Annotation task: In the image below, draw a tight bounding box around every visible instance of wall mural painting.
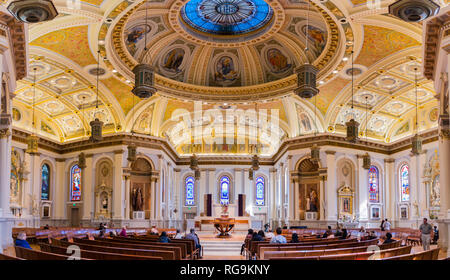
[124,24,151,57]
[266,48,292,74]
[162,48,185,73]
[429,108,438,122]
[214,56,239,84]
[10,150,21,207]
[301,25,326,56]
[296,104,312,134]
[12,108,21,121]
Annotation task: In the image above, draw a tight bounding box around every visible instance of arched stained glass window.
[368,166,379,203]
[256,176,265,206]
[400,164,410,202]
[70,164,82,201]
[220,176,230,205]
[41,164,50,200]
[185,176,195,206]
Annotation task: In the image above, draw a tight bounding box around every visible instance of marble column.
[82,154,93,221]
[279,163,285,223]
[173,168,181,221]
[417,151,428,218]
[384,159,395,221]
[54,159,66,221]
[22,152,32,218]
[357,155,369,222]
[269,168,277,226]
[124,175,130,220]
[199,169,207,214]
[325,151,337,221]
[438,123,450,255]
[319,175,326,221]
[0,129,13,252]
[112,151,124,220]
[292,178,299,221]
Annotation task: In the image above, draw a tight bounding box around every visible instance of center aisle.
[197,231,246,260]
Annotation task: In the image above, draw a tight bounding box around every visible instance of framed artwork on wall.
[400,206,408,220]
[370,206,381,220]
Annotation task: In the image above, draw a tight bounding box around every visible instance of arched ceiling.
[5,0,446,155]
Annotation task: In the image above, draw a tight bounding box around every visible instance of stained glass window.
[400,164,410,202]
[70,164,82,201]
[181,0,274,36]
[256,176,265,206]
[41,164,50,200]
[220,176,230,205]
[368,166,379,203]
[185,176,195,206]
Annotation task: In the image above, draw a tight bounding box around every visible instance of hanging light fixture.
[411,67,423,155]
[310,95,320,164]
[26,67,39,154]
[128,70,138,163]
[194,169,201,180]
[294,0,319,99]
[132,1,157,99]
[248,168,254,181]
[90,48,103,142]
[251,154,260,171]
[362,96,371,170]
[346,50,359,143]
[7,0,58,23]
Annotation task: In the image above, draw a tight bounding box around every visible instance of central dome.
[180,0,274,36]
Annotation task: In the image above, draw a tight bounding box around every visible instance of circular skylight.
[180,0,274,36]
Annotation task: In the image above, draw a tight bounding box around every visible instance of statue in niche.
[132,187,144,211]
[101,192,108,210]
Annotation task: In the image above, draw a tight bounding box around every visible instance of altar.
[194,203,250,232]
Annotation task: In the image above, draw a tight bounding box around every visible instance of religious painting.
[371,206,381,220]
[431,175,440,207]
[296,104,312,134]
[266,48,292,74]
[394,121,409,136]
[41,121,55,135]
[12,108,21,121]
[162,48,185,73]
[302,25,326,55]
[214,56,238,84]
[10,150,21,206]
[429,107,438,122]
[400,206,408,219]
[338,185,354,218]
[124,24,151,57]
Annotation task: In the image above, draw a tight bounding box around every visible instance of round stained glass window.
[180,0,274,36]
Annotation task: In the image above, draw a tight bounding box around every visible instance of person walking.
[419,218,433,251]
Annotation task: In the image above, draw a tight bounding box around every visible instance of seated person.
[323,226,333,238]
[290,232,299,243]
[15,232,32,249]
[174,229,183,239]
[119,226,127,237]
[340,228,348,239]
[185,228,202,258]
[43,224,50,230]
[368,231,377,240]
[241,229,254,255]
[383,232,395,244]
[257,230,265,239]
[270,227,287,244]
[149,226,159,235]
[335,227,343,237]
[265,230,275,240]
[359,226,366,233]
[158,231,171,243]
[251,232,264,242]
[98,223,105,230]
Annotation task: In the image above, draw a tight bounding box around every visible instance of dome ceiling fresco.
[5,0,446,154]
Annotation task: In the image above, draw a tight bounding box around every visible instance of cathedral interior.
[0,0,449,260]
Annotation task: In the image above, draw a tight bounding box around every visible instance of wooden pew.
[15,246,91,260]
[129,235,198,259]
[51,239,175,260]
[0,253,24,260]
[40,243,163,260]
[105,236,188,259]
[267,246,412,260]
[72,238,183,260]
[261,240,401,260]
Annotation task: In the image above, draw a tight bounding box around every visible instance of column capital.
[269,168,277,173]
[325,150,336,155]
[86,153,94,158]
[0,128,11,138]
[384,158,395,163]
[113,149,124,155]
[55,158,66,163]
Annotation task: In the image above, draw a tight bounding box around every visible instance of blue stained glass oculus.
[180,0,274,36]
